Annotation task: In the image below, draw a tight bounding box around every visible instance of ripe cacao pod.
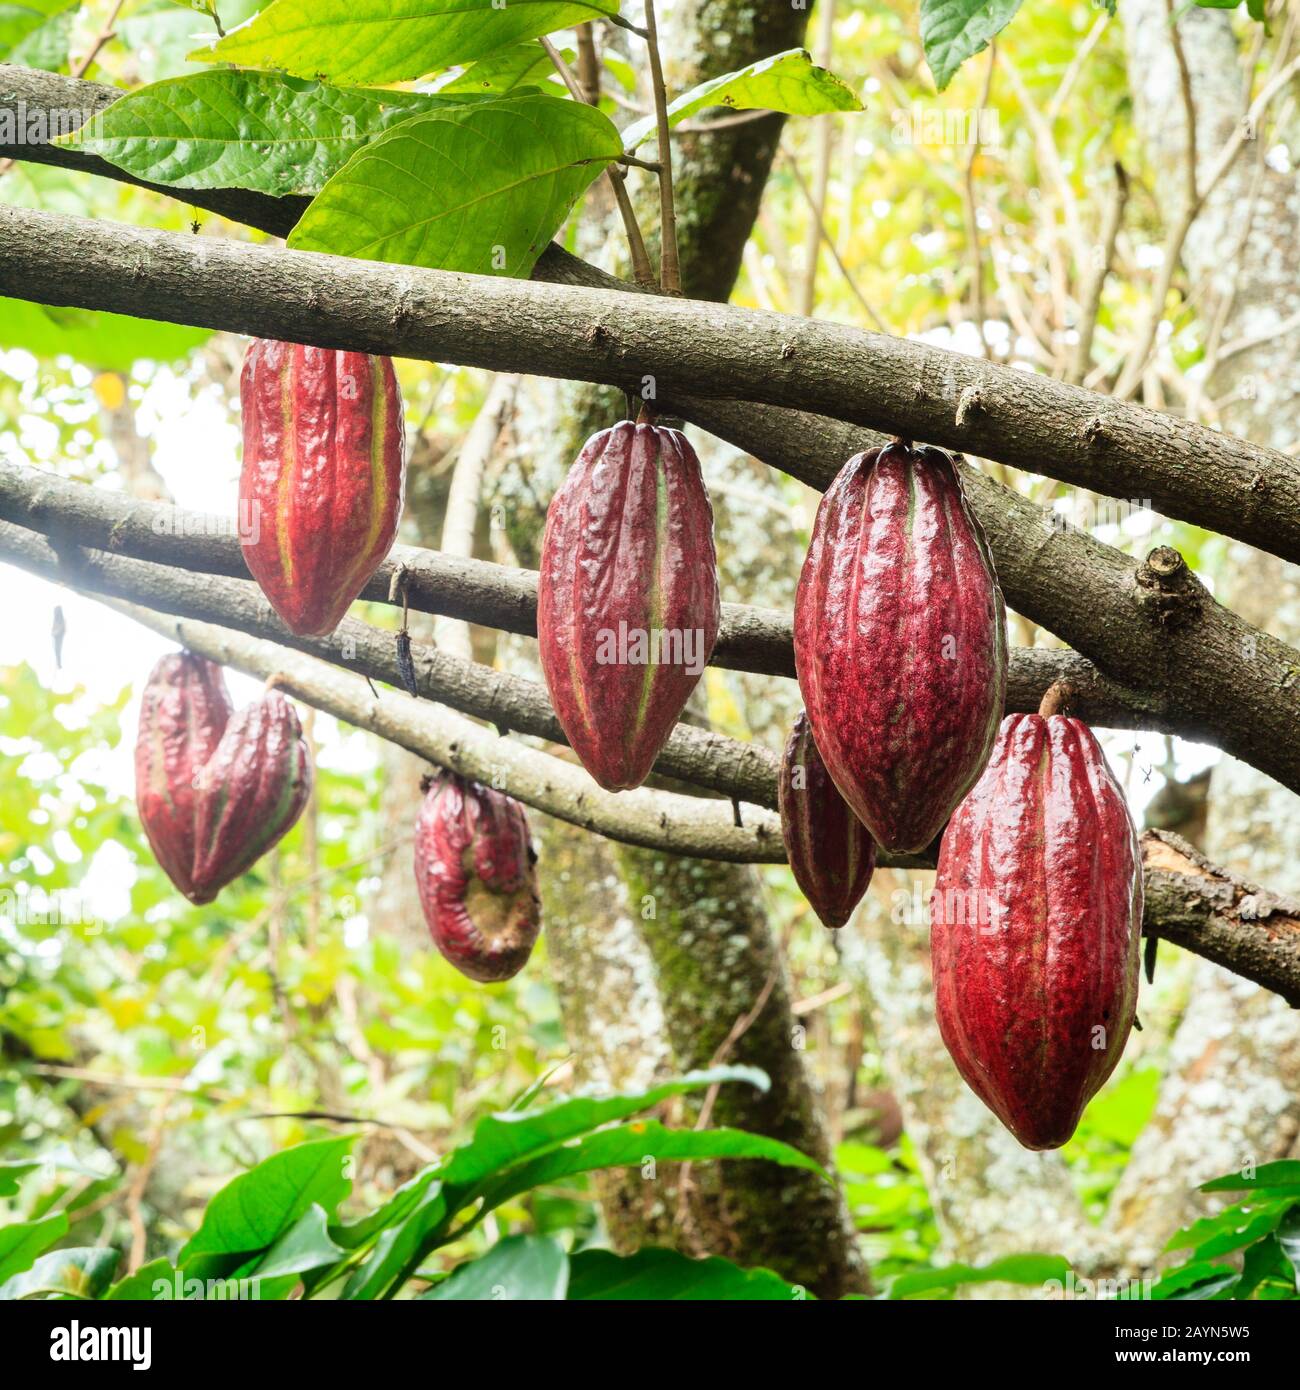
[413,772,541,983]
[135,653,313,904]
[778,712,876,929]
[930,711,1143,1150]
[240,338,406,637]
[794,440,1007,854]
[537,415,720,791]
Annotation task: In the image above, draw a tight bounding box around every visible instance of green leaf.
[0,1213,68,1284]
[475,1121,828,1213]
[0,1,78,70]
[440,1066,769,1190]
[192,0,621,86]
[341,1183,448,1300]
[287,94,620,277]
[1166,1199,1291,1258]
[439,43,566,96]
[420,1234,568,1300]
[252,1204,345,1280]
[1237,1235,1287,1301]
[0,1160,41,1198]
[0,298,209,369]
[621,48,861,150]
[888,1253,1070,1298]
[569,1246,810,1300]
[1201,1161,1300,1193]
[0,1246,119,1300]
[1164,1272,1241,1301]
[1152,1260,1239,1301]
[179,1137,353,1266]
[920,0,1023,92]
[105,1259,182,1301]
[57,71,499,197]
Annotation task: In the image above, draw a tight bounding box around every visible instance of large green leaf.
[57,72,498,197]
[569,1246,809,1301]
[0,1246,119,1300]
[179,1137,353,1266]
[474,1121,828,1214]
[439,43,566,97]
[0,1213,68,1284]
[440,1066,769,1190]
[252,1203,346,1280]
[888,1253,1070,1299]
[1278,1207,1300,1295]
[420,1234,568,1300]
[0,298,209,369]
[0,1,78,70]
[287,94,622,277]
[621,48,862,151]
[1166,1199,1292,1258]
[341,1183,448,1300]
[193,0,621,86]
[1202,1161,1300,1193]
[920,0,1023,92]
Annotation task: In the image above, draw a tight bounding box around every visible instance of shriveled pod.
[413,772,541,983]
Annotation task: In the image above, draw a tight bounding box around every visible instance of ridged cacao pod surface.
[413,773,541,983]
[930,713,1143,1150]
[240,339,406,637]
[778,712,876,928]
[135,654,313,904]
[794,441,1007,853]
[135,652,234,903]
[537,417,720,791]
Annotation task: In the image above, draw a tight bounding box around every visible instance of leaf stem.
[642,0,681,294]
[541,34,657,288]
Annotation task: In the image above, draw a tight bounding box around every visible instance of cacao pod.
[135,654,313,904]
[930,711,1143,1150]
[135,652,234,903]
[778,712,876,929]
[240,339,406,637]
[794,440,1007,853]
[537,415,720,791]
[413,772,541,983]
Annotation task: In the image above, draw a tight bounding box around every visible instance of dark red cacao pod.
[778,712,876,929]
[135,652,234,902]
[537,417,720,791]
[135,654,313,904]
[930,714,1143,1150]
[794,441,1007,854]
[413,773,541,983]
[240,339,406,637]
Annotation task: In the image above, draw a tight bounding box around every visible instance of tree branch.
[1,66,1299,564]
[0,457,1243,740]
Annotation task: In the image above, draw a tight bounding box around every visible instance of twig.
[541,35,656,286]
[642,0,681,294]
[795,0,838,318]
[962,44,997,359]
[1069,163,1128,385]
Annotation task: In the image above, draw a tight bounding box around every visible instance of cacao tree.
[1,0,1299,1322]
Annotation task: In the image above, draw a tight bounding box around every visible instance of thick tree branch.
[4,518,1299,1000]
[97,594,784,864]
[0,171,1298,567]
[0,518,786,815]
[0,458,1182,732]
[1142,830,1300,1008]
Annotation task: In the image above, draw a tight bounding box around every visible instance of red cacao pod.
[135,652,234,902]
[778,712,876,929]
[240,339,406,637]
[794,441,1007,853]
[930,713,1143,1150]
[413,773,541,983]
[135,654,313,904]
[537,416,720,791]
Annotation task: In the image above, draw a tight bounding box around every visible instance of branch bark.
[0,173,1298,566]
